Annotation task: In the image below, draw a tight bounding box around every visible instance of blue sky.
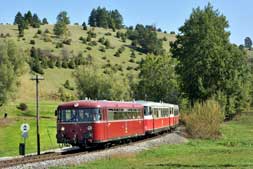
[0,0,252,45]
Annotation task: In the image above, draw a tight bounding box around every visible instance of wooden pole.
[31,75,44,155]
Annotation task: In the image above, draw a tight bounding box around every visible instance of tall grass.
[183,99,224,139]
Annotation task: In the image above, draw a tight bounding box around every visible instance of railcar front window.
[59,108,101,122]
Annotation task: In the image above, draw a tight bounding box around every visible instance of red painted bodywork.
[56,100,145,145]
[56,100,179,146]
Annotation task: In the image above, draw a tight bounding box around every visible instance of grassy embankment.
[54,112,253,169]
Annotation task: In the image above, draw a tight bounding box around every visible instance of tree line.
[14,11,48,36]
[1,4,252,119]
[75,3,252,118]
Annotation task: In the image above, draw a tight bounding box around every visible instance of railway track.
[0,131,175,168]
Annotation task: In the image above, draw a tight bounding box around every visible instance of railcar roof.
[58,100,143,109]
[135,100,179,109]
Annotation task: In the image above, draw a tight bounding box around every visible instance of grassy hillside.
[0,24,175,101]
[54,112,253,169]
[0,24,175,157]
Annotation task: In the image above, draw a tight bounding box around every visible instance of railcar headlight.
[61,126,65,131]
[87,125,92,131]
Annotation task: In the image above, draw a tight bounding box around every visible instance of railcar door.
[103,108,108,141]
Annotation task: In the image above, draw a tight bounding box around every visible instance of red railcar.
[56,100,144,147]
[136,101,180,134]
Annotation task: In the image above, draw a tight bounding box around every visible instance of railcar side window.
[144,106,150,115]
[108,108,142,120]
[174,108,179,116]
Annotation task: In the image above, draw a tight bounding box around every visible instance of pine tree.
[24,10,33,25]
[82,21,87,30]
[18,19,26,37]
[244,37,252,49]
[88,9,97,27]
[31,14,41,28]
[14,12,23,25]
[42,18,48,24]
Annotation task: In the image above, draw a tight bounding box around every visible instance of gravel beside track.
[5,132,188,169]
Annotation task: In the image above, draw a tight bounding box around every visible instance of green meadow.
[53,112,253,169]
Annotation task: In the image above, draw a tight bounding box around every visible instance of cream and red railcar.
[56,100,145,147]
[136,101,179,134]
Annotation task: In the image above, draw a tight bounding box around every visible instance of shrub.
[87,35,91,42]
[33,34,38,38]
[118,46,125,53]
[104,39,111,48]
[89,41,97,46]
[183,99,224,139]
[58,87,75,101]
[63,39,72,45]
[37,29,42,34]
[102,56,107,60]
[99,46,106,52]
[114,51,120,57]
[79,37,87,44]
[86,46,92,50]
[105,32,112,36]
[98,37,105,44]
[64,80,74,90]
[87,30,96,38]
[170,31,175,34]
[121,36,126,42]
[43,35,52,42]
[129,58,134,63]
[44,29,50,34]
[126,66,133,70]
[17,103,28,111]
[55,42,63,48]
[30,39,35,45]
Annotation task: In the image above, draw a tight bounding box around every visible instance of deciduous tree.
[0,40,25,105]
[170,3,250,116]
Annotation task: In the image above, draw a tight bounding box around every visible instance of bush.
[87,30,96,38]
[104,39,111,48]
[44,29,50,34]
[30,39,35,45]
[114,51,120,57]
[126,66,133,70]
[99,46,106,52]
[129,58,134,63]
[183,99,224,139]
[98,37,105,43]
[17,103,28,111]
[63,80,74,90]
[33,34,38,38]
[89,41,97,46]
[58,87,75,101]
[43,35,52,42]
[55,42,63,48]
[86,46,92,50]
[105,32,112,36]
[37,29,42,34]
[63,39,72,45]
